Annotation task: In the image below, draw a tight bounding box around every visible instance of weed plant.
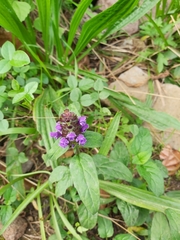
[0,0,180,239]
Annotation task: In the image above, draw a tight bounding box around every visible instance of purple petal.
[59,137,69,148]
[55,122,62,132]
[81,123,89,132]
[50,131,61,139]
[76,134,87,145]
[78,116,87,126]
[66,132,76,141]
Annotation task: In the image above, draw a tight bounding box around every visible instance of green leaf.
[0,90,7,107]
[83,131,103,148]
[0,59,11,74]
[24,82,38,95]
[137,160,164,196]
[79,78,94,91]
[12,92,26,104]
[67,75,78,89]
[55,173,72,197]
[151,212,171,240]
[116,200,148,227]
[93,154,132,182]
[4,187,16,205]
[43,140,68,167]
[157,53,166,73]
[99,89,110,100]
[33,17,42,31]
[10,50,30,67]
[129,127,152,164]
[99,112,121,155]
[49,166,73,197]
[12,1,31,22]
[0,119,9,131]
[1,41,15,60]
[18,152,28,163]
[77,204,98,229]
[154,160,168,178]
[70,153,100,214]
[116,200,138,226]
[98,210,114,238]
[165,209,180,239]
[0,206,12,225]
[0,111,4,120]
[110,141,130,166]
[6,144,25,200]
[94,79,104,91]
[12,79,19,91]
[113,234,136,240]
[49,166,69,183]
[80,92,99,106]
[70,88,82,102]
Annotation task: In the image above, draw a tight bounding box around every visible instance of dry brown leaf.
[159,145,180,175]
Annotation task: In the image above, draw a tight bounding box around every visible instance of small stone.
[119,66,150,87]
[22,160,34,173]
[109,80,149,102]
[97,0,116,11]
[0,216,27,240]
[144,83,180,150]
[123,21,139,35]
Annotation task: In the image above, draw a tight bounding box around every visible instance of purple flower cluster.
[50,109,89,148]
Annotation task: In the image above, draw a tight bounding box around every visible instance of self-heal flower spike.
[50,109,89,148]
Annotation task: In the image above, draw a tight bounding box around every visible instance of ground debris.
[160,145,180,175]
[0,217,27,240]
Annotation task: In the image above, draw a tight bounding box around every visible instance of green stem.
[49,195,63,240]
[11,105,17,128]
[75,145,80,156]
[37,191,46,240]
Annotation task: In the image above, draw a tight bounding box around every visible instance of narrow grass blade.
[0,127,36,136]
[53,196,82,240]
[49,196,63,240]
[65,0,92,58]
[36,0,51,58]
[51,0,64,59]
[99,112,121,156]
[37,194,46,240]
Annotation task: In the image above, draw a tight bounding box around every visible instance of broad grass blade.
[99,112,121,156]
[73,0,138,57]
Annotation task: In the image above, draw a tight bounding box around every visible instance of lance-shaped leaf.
[70,153,100,214]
